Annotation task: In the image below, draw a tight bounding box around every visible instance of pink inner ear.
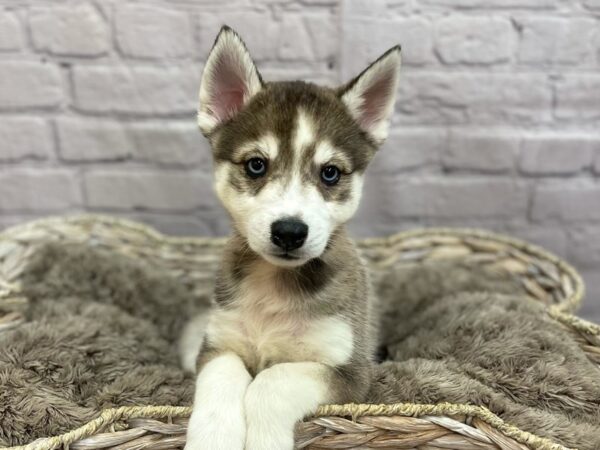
[208,56,248,122]
[357,69,395,130]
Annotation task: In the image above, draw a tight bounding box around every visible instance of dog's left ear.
[197,26,264,135]
[338,46,401,144]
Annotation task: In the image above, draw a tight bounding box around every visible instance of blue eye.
[321,165,340,186]
[245,158,267,178]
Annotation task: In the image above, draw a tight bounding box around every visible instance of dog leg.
[244,362,335,450]
[184,352,251,450]
[178,310,211,374]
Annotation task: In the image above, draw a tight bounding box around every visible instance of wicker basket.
[0,214,598,450]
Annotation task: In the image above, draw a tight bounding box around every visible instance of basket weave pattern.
[0,215,598,450]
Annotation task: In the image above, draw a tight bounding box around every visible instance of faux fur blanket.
[1,242,599,448]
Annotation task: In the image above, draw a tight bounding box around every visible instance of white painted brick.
[129,209,232,237]
[57,118,130,162]
[0,169,82,211]
[505,225,567,259]
[567,226,600,268]
[197,12,279,61]
[203,212,232,236]
[350,197,421,237]
[305,13,338,61]
[532,183,600,222]
[125,213,215,237]
[253,0,295,4]
[116,5,192,59]
[519,135,596,175]
[30,4,109,57]
[582,0,600,9]
[84,171,216,211]
[421,0,558,8]
[0,9,23,51]
[578,270,600,323]
[0,118,53,161]
[278,13,337,62]
[0,216,27,231]
[57,118,210,166]
[516,18,597,65]
[72,66,197,115]
[342,0,393,17]
[555,75,600,121]
[371,128,444,173]
[387,178,528,219]
[128,123,210,167]
[435,17,514,65]
[398,72,551,125]
[259,66,335,85]
[341,17,433,77]
[189,0,246,4]
[300,0,338,4]
[442,130,517,172]
[0,61,62,109]
[278,15,313,61]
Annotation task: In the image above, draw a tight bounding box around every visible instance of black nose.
[271,219,308,251]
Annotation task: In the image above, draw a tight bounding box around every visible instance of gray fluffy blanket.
[1,243,599,448]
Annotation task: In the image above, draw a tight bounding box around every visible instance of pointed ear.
[197,26,263,135]
[338,46,401,144]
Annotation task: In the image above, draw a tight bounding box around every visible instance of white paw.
[185,353,251,450]
[184,407,246,450]
[244,367,295,450]
[244,362,331,450]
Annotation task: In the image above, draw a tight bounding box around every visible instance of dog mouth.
[271,252,301,261]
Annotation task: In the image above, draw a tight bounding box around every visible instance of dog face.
[198,26,401,267]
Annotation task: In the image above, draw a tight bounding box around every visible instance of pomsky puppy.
[181,25,401,450]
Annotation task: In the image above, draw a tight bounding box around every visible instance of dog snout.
[271,219,308,251]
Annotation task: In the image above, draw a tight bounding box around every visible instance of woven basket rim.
[0,214,595,450]
[362,226,586,314]
[2,402,572,450]
[0,213,586,314]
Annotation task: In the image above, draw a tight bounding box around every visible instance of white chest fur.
[206,276,354,373]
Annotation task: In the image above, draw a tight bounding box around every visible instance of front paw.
[244,372,295,450]
[184,408,246,450]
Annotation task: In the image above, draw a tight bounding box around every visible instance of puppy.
[181,26,401,450]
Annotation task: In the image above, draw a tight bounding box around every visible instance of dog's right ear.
[197,26,264,136]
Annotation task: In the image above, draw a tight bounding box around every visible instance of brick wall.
[0,0,599,320]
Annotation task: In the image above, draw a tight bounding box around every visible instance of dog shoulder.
[302,315,354,366]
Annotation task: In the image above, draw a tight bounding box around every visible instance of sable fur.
[202,228,375,400]
[1,242,599,448]
[183,28,405,450]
